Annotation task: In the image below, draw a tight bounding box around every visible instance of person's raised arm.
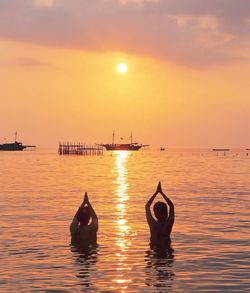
[84,192,98,230]
[70,206,83,237]
[160,189,174,228]
[70,195,88,236]
[145,182,162,225]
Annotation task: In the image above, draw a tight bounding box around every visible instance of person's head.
[77,207,90,226]
[153,201,168,221]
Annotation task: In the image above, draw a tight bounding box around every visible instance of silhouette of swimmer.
[145,182,175,248]
[70,192,98,248]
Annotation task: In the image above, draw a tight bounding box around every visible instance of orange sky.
[0,0,249,148]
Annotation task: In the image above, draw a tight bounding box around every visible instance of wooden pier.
[58,142,103,156]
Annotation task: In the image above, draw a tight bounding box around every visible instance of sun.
[117,63,128,74]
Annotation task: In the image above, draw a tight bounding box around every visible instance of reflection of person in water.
[145,182,175,249]
[70,192,98,249]
[145,248,175,290]
[71,242,98,290]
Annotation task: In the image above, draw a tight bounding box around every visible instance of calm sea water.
[0,149,249,292]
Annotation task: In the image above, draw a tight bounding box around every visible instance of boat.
[160,147,165,151]
[0,133,36,151]
[212,148,230,152]
[100,131,149,151]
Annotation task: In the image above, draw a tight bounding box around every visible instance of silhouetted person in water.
[70,192,98,249]
[145,182,174,249]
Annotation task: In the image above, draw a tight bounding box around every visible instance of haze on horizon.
[0,0,249,148]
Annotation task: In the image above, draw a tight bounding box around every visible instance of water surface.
[0,149,249,292]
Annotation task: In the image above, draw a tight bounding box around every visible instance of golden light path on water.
[112,151,132,291]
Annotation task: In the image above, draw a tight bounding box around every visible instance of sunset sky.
[0,0,249,148]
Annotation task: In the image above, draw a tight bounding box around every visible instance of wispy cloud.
[0,57,55,69]
[0,0,249,67]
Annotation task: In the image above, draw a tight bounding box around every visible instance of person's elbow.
[145,202,150,211]
[169,202,174,210]
[169,209,175,222]
[69,223,75,236]
[169,205,175,217]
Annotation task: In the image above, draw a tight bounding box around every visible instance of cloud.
[0,57,55,69]
[0,0,249,67]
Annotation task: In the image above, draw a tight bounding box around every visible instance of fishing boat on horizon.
[0,132,36,151]
[99,131,149,151]
[212,148,230,152]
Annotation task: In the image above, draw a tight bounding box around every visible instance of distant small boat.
[246,148,250,151]
[0,132,36,151]
[160,147,165,151]
[212,148,230,152]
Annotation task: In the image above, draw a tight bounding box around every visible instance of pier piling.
[58,142,103,156]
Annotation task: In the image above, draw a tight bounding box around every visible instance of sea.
[0,149,249,292]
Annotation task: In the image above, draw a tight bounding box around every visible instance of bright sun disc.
[117,63,128,74]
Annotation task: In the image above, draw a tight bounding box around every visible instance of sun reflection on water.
[112,151,132,289]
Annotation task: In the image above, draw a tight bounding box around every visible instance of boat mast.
[112,130,115,145]
[130,132,132,144]
[15,131,17,142]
